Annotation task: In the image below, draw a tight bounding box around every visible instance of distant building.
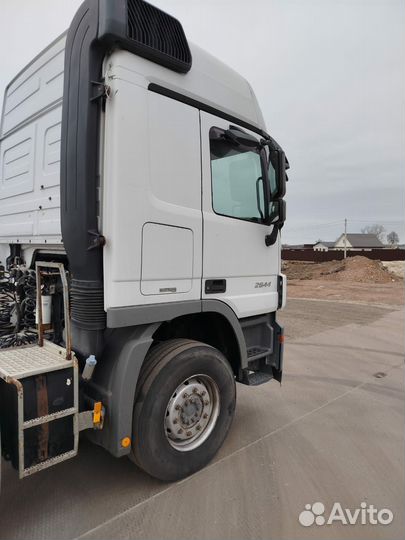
[283,244,314,250]
[334,233,384,251]
[313,241,335,252]
[313,234,384,252]
[283,234,403,262]
[287,234,387,254]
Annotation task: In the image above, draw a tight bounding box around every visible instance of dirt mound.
[283,256,402,283]
[381,261,405,279]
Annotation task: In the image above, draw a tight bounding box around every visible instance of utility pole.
[344,218,347,259]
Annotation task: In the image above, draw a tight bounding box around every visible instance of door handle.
[205,279,226,294]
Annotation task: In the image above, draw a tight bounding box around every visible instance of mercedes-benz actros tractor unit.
[0,0,288,485]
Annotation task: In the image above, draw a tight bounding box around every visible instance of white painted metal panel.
[1,35,65,137]
[0,124,35,200]
[200,112,280,319]
[102,78,202,309]
[105,44,266,135]
[141,223,193,295]
[0,34,65,245]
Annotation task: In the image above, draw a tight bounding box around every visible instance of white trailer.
[0,0,288,483]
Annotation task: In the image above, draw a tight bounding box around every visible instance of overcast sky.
[1,0,404,244]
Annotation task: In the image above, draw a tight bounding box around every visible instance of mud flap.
[272,321,284,383]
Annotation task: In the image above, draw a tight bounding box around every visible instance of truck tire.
[131,338,236,481]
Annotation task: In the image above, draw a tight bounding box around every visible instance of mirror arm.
[265,222,281,247]
[265,199,286,246]
[222,131,240,146]
[260,136,281,152]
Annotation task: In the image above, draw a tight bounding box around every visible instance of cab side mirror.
[268,199,286,225]
[265,200,286,246]
[270,149,287,199]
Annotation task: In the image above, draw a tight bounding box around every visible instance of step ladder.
[0,341,78,478]
[0,262,79,478]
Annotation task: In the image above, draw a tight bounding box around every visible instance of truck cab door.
[200,112,280,319]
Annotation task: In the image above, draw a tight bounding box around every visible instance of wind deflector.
[61,0,192,357]
[126,0,192,73]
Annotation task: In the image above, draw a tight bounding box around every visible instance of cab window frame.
[209,126,269,226]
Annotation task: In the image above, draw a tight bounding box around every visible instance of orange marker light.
[279,335,285,344]
[121,437,131,448]
[93,401,102,425]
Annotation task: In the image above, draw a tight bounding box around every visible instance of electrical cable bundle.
[0,331,37,349]
[0,270,15,337]
[21,270,36,329]
[0,268,37,349]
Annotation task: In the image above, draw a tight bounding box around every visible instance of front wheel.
[131,339,236,481]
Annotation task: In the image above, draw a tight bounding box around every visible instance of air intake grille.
[127,0,192,73]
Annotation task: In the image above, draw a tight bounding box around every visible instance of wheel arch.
[86,300,246,458]
[152,306,247,378]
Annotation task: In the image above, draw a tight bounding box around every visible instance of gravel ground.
[287,279,404,306]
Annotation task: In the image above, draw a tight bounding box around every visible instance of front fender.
[85,323,159,457]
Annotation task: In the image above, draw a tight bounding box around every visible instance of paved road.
[0,299,404,540]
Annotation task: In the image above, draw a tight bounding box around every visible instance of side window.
[210,127,265,223]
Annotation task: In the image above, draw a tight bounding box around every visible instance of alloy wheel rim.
[164,374,220,452]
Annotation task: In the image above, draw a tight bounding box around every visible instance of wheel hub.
[164,375,220,451]
[179,394,203,427]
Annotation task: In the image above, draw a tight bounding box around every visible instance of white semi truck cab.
[0,0,288,483]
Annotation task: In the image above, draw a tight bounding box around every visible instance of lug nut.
[173,419,178,424]
[203,413,208,419]
[204,400,209,406]
[186,431,192,436]
[175,405,181,411]
[183,393,188,399]
[201,390,206,396]
[193,388,198,393]
[196,425,201,431]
